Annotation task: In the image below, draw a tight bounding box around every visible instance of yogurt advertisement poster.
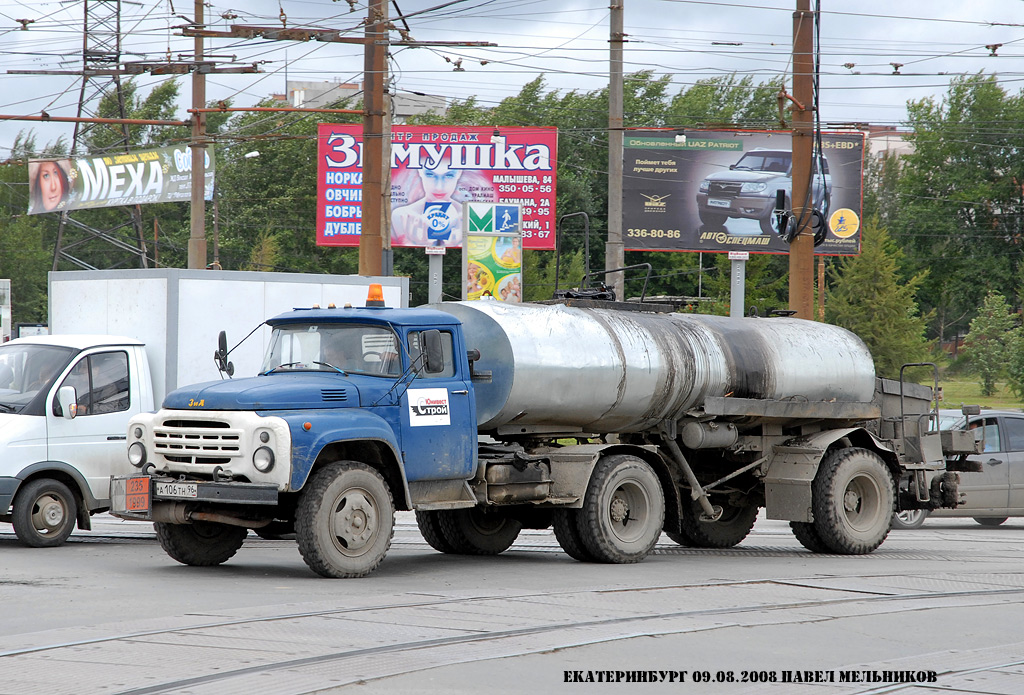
[463,202,522,302]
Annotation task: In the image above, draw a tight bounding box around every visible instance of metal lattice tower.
[52,0,148,271]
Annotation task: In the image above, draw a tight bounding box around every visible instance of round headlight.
[253,446,275,473]
[128,441,147,468]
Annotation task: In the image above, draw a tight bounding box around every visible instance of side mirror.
[57,386,78,420]
[422,329,444,374]
[214,330,235,378]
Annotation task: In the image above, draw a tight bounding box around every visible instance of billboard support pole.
[605,2,625,301]
[187,0,207,270]
[728,251,748,318]
[359,0,387,276]
[788,0,815,318]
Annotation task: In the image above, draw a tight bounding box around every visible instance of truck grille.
[154,419,243,465]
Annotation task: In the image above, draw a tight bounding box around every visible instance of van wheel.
[892,509,929,529]
[679,497,757,548]
[296,461,394,578]
[156,521,247,565]
[811,448,894,554]
[437,508,522,555]
[12,479,77,547]
[578,454,665,563]
[415,510,458,553]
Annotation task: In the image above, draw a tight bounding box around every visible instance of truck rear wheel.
[155,521,247,566]
[678,497,758,548]
[296,461,394,578]
[12,479,77,547]
[789,521,831,553]
[437,508,522,555]
[552,509,598,561]
[415,510,458,553]
[578,454,665,563]
[811,448,894,554]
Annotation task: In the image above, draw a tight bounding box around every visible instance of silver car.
[893,409,1024,528]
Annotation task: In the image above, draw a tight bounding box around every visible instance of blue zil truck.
[110,288,970,577]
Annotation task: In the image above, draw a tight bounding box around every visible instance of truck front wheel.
[12,479,77,547]
[437,508,522,555]
[155,521,247,566]
[296,461,394,578]
[578,454,665,563]
[811,448,894,554]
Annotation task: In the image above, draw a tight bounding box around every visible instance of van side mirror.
[57,386,78,420]
[422,329,444,374]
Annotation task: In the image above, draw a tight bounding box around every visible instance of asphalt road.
[1,513,1023,695]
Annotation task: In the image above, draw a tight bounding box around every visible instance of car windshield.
[735,152,790,172]
[0,343,75,413]
[261,324,403,377]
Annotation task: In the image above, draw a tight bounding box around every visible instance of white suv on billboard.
[696,148,832,234]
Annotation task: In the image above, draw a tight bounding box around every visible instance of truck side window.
[58,351,130,416]
[408,331,455,378]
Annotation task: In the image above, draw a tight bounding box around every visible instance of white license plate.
[707,198,731,208]
[156,481,198,498]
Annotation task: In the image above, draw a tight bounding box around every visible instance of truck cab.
[0,335,153,545]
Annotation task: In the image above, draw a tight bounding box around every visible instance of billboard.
[27,145,215,215]
[622,129,864,255]
[462,203,522,302]
[316,124,557,250]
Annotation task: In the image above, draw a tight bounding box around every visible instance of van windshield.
[261,324,403,377]
[0,344,75,413]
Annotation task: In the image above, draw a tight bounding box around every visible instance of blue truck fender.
[274,410,411,505]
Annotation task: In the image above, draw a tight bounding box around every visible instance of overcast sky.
[1,0,1023,157]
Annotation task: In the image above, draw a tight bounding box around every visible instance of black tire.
[974,517,1008,527]
[892,509,929,530]
[12,479,77,547]
[552,509,598,561]
[296,461,394,578]
[254,520,295,540]
[436,508,522,555]
[679,497,758,548]
[759,213,776,235]
[155,521,247,566]
[415,510,458,553]
[664,527,696,547]
[811,448,894,554]
[790,520,831,553]
[577,454,665,564]
[698,209,727,228]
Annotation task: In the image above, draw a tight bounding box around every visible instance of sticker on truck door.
[408,388,451,426]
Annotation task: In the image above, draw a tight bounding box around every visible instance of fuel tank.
[433,301,875,433]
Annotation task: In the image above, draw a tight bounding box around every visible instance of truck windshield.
[0,343,75,413]
[261,324,403,377]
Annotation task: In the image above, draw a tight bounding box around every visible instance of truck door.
[47,350,139,505]
[959,416,1011,512]
[399,329,476,481]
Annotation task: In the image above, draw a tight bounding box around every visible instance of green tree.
[826,218,932,378]
[964,291,1019,396]
[668,74,785,128]
[892,73,1024,344]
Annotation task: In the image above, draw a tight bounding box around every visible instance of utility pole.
[188,0,207,270]
[605,2,625,300]
[788,0,815,319]
[359,0,387,276]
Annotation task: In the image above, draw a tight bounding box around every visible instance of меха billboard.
[622,129,864,255]
[317,124,557,250]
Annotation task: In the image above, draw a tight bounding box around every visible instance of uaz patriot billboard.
[622,129,864,255]
[317,125,557,250]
